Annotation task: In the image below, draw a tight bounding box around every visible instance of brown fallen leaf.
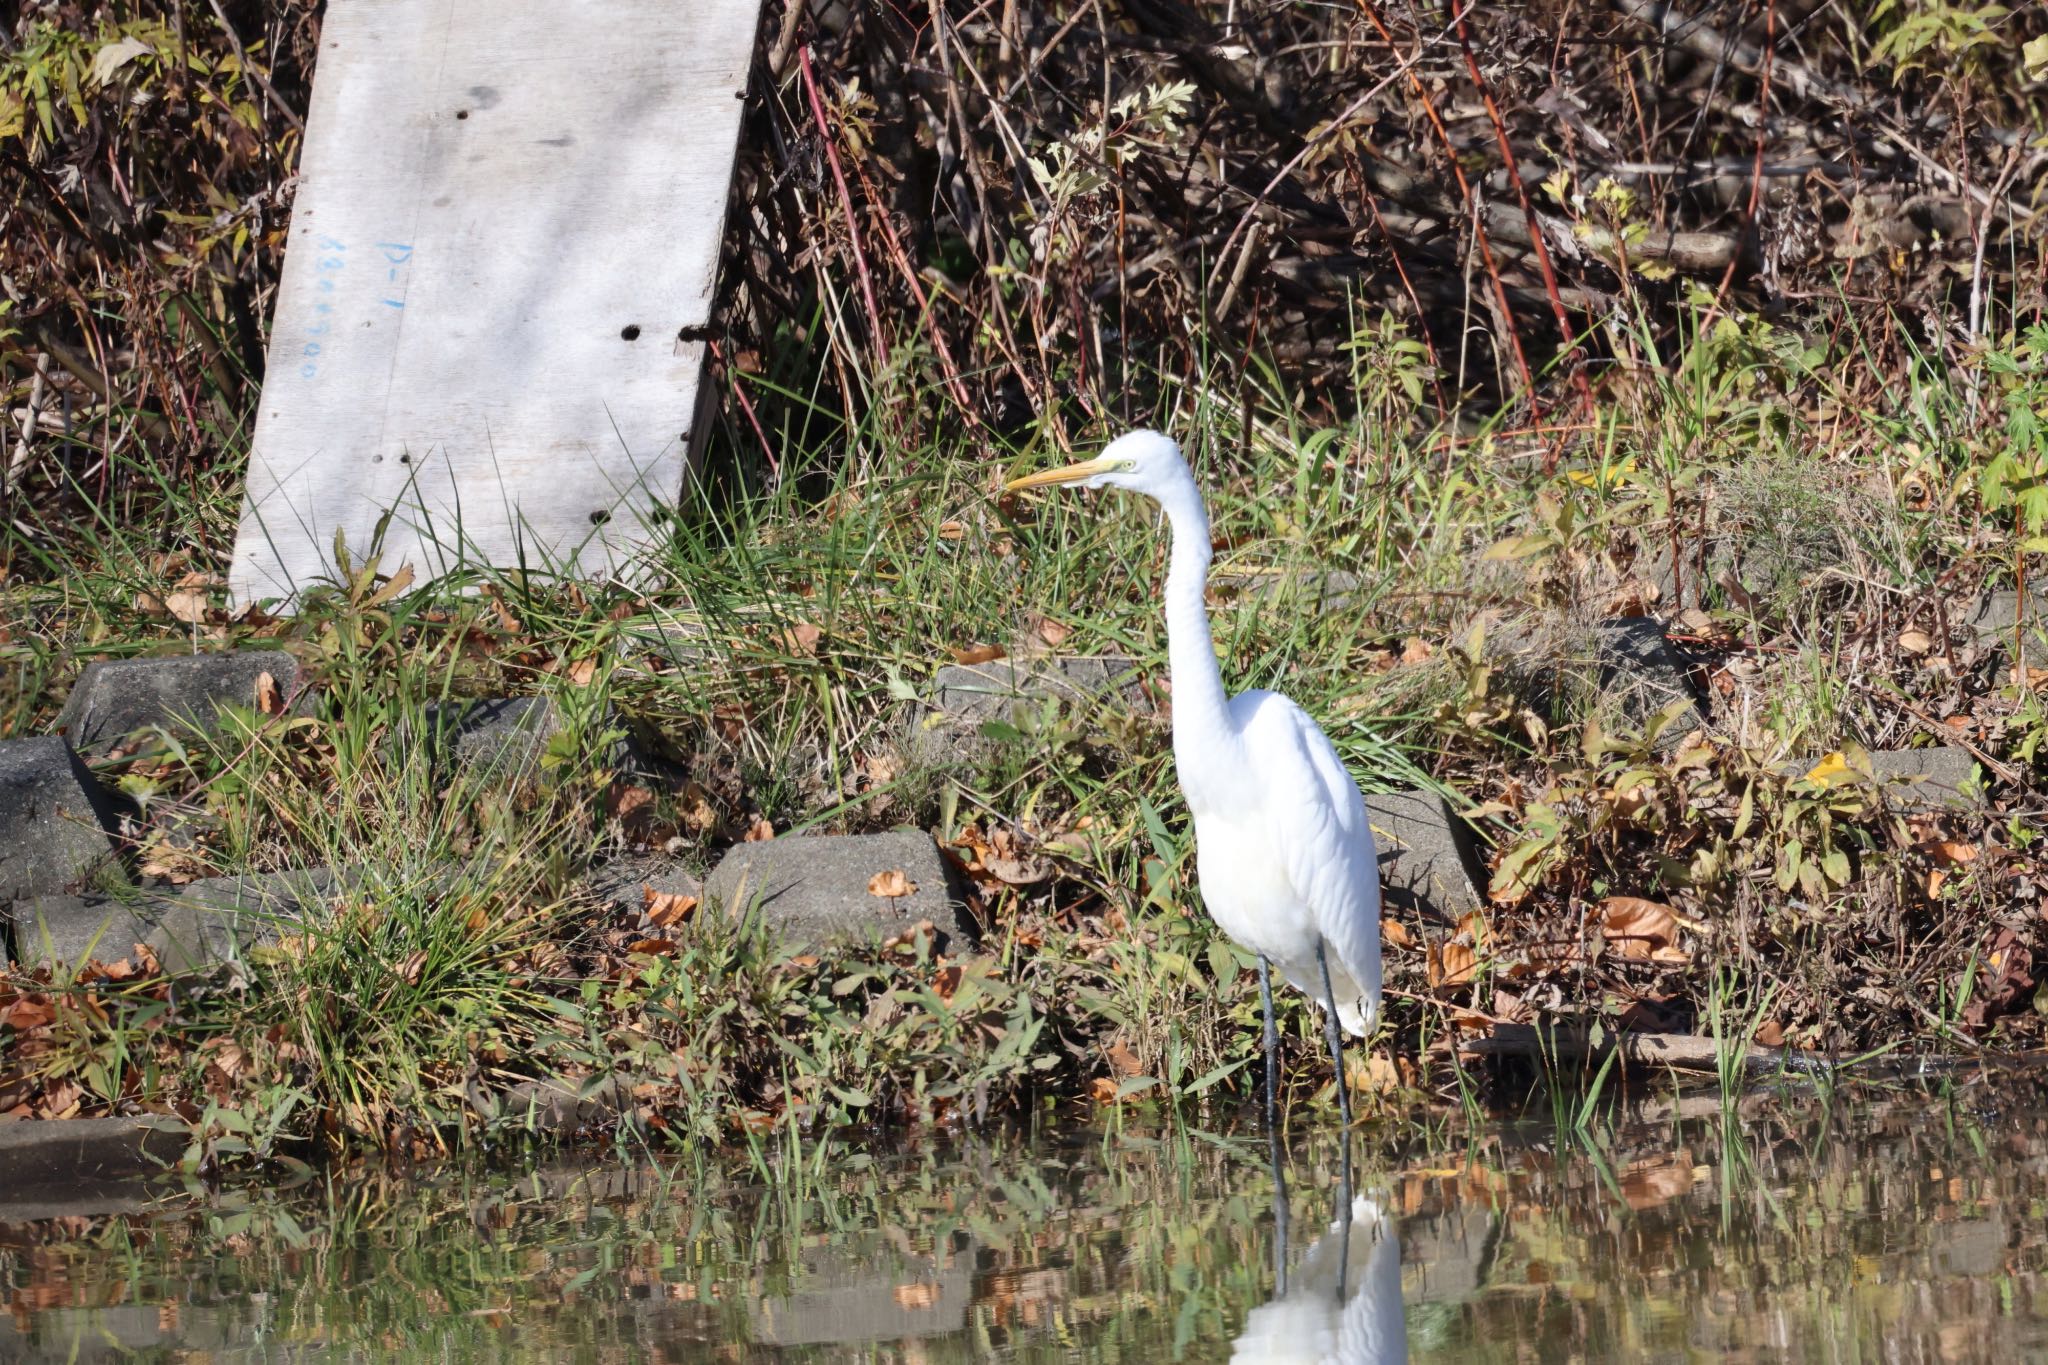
[1429,942,1477,987]
[608,784,658,835]
[868,868,916,898]
[1601,896,1680,962]
[893,1282,942,1310]
[948,643,1006,665]
[1400,636,1433,665]
[1088,1076,1120,1105]
[782,622,822,656]
[931,964,963,1000]
[254,670,286,717]
[1381,917,1414,948]
[1898,628,1934,655]
[936,520,966,541]
[1105,1039,1143,1076]
[642,887,699,928]
[627,938,678,956]
[565,655,599,687]
[1027,614,1071,649]
[742,816,775,843]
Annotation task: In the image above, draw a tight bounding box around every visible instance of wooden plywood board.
[229,0,761,606]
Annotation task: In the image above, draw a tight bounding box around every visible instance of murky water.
[6,1073,2048,1362]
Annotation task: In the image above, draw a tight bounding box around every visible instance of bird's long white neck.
[1158,477,1238,790]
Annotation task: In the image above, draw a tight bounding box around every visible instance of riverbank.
[5,341,2047,1161]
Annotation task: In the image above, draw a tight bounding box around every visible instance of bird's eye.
[1120,460,1138,471]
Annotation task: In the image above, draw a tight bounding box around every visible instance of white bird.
[1232,1197,1409,1364]
[1005,429,1384,1125]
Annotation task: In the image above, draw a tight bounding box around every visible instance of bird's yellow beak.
[1003,456,1114,493]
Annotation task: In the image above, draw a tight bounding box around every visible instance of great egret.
[1232,1196,1408,1364]
[1005,429,1384,1127]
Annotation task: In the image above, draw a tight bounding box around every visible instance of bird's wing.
[1233,690,1384,1021]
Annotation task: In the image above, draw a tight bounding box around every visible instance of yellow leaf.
[1803,751,1853,788]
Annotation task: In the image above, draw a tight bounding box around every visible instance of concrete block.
[1970,588,2048,666]
[55,651,299,756]
[1872,746,1978,811]
[1593,618,1705,744]
[12,868,333,971]
[423,696,563,777]
[579,853,704,930]
[749,1235,976,1346]
[705,831,976,950]
[0,1115,187,1187]
[0,737,120,906]
[911,655,1149,764]
[1366,789,1487,919]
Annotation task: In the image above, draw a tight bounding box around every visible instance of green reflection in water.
[6,1075,2048,1362]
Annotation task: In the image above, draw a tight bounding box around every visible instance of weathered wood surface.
[229,0,761,606]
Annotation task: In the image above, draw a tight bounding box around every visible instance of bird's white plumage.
[1005,428,1384,1062]
[1231,1197,1408,1364]
[1195,691,1383,1037]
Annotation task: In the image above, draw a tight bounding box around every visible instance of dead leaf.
[881,920,938,952]
[254,671,285,717]
[1601,896,1681,962]
[0,996,54,1032]
[608,785,658,835]
[936,520,965,541]
[565,655,599,687]
[1754,1018,1786,1048]
[642,887,699,928]
[677,782,719,834]
[742,816,775,843]
[165,586,211,625]
[948,643,1006,665]
[932,964,963,1000]
[1928,840,1980,866]
[362,563,416,609]
[1088,1076,1119,1105]
[1428,942,1477,987]
[782,622,822,656]
[1400,637,1433,665]
[1028,614,1071,649]
[868,868,916,899]
[1105,1040,1143,1076]
[627,938,678,956]
[1898,628,1933,655]
[1381,917,1414,948]
[893,1282,942,1310]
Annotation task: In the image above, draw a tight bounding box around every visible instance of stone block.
[579,853,704,931]
[911,655,1149,765]
[0,738,120,906]
[0,1115,188,1187]
[1871,746,1978,811]
[1970,588,2048,666]
[705,831,975,950]
[422,696,563,777]
[1592,618,1705,745]
[1365,789,1487,920]
[748,1234,976,1346]
[12,868,333,972]
[55,651,299,756]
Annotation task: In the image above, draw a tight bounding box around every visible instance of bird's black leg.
[1258,954,1280,1135]
[1317,940,1355,1297]
[1317,941,1351,1132]
[1269,1103,1291,1297]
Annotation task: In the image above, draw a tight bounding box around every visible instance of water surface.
[6,1072,2048,1361]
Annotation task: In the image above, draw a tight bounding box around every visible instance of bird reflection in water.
[1233,1142,1407,1364]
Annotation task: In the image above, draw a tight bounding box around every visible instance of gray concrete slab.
[1366,789,1486,920]
[54,650,300,756]
[0,737,121,907]
[706,831,975,950]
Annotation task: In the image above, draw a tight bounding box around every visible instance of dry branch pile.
[727,0,2048,431]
